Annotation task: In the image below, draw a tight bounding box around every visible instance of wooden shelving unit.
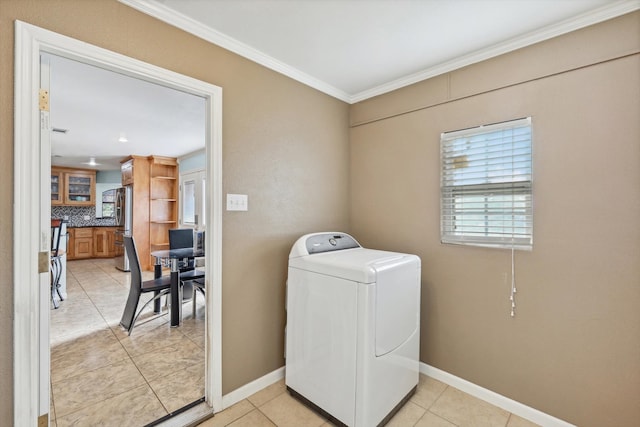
[121,155,179,270]
[149,156,178,256]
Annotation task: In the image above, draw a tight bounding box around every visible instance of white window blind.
[440,117,533,250]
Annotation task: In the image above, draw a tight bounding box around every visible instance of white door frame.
[13,21,223,425]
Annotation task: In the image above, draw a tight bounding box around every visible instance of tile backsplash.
[52,206,117,227]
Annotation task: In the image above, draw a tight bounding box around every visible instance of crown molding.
[118,0,352,102]
[120,0,639,104]
[350,0,640,103]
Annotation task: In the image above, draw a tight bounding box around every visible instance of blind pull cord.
[510,247,517,317]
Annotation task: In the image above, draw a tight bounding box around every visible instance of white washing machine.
[285,232,421,427]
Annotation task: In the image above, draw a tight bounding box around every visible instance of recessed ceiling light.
[118,132,128,143]
[82,157,101,167]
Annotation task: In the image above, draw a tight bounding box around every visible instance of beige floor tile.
[149,362,205,413]
[507,414,541,427]
[259,392,325,427]
[411,375,448,410]
[132,335,204,382]
[196,400,255,427]
[180,313,206,343]
[52,358,146,417]
[110,311,170,339]
[228,409,276,427]
[117,318,189,357]
[386,400,427,427]
[50,328,129,383]
[415,411,458,427]
[430,387,510,427]
[247,379,286,407]
[50,303,108,345]
[50,259,206,424]
[55,384,167,427]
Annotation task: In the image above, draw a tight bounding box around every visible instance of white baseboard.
[219,363,574,427]
[420,363,575,427]
[220,366,285,410]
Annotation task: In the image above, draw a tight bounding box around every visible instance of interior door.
[180,169,206,231]
[39,54,52,420]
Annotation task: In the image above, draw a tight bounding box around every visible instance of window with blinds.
[440,117,533,250]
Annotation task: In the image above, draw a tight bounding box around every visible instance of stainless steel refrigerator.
[114,186,132,271]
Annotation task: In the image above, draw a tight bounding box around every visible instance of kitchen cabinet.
[68,227,119,259]
[94,227,118,258]
[108,228,118,257]
[67,228,75,259]
[51,167,97,206]
[93,228,110,257]
[72,228,93,259]
[121,159,134,186]
[51,169,63,205]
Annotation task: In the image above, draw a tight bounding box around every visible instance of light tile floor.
[50,258,205,426]
[199,377,540,427]
[52,258,539,427]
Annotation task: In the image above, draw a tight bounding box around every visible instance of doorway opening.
[14,21,223,426]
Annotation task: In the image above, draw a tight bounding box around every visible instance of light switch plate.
[227,193,248,211]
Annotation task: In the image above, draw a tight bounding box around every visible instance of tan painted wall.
[349,12,640,427]
[0,0,350,420]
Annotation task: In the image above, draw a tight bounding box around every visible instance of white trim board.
[221,367,286,410]
[220,364,573,427]
[13,20,223,425]
[420,363,576,427]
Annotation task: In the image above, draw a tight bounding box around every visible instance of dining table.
[150,247,205,327]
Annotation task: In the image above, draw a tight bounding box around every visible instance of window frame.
[440,117,533,250]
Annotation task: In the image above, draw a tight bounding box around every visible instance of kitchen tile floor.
[51,259,539,427]
[50,258,205,426]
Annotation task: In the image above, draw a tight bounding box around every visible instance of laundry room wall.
[0,0,350,419]
[349,12,640,427]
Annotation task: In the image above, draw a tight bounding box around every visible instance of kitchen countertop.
[68,225,120,228]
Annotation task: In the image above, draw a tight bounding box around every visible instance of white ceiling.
[47,53,206,171]
[123,0,637,102]
[50,0,638,171]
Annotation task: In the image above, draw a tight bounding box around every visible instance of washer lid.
[289,247,416,284]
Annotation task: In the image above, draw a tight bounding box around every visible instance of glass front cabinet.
[51,167,97,206]
[51,169,63,205]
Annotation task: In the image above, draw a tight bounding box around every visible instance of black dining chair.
[50,219,65,309]
[169,228,205,298]
[191,278,205,318]
[120,235,173,335]
[169,228,196,271]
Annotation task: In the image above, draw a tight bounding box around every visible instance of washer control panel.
[305,233,360,254]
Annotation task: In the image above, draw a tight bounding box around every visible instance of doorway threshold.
[145,398,214,427]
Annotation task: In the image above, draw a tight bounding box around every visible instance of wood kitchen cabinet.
[51,167,97,206]
[67,228,75,259]
[68,227,118,259]
[121,159,134,186]
[51,169,63,205]
[72,228,93,259]
[93,227,118,258]
[93,228,110,257]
